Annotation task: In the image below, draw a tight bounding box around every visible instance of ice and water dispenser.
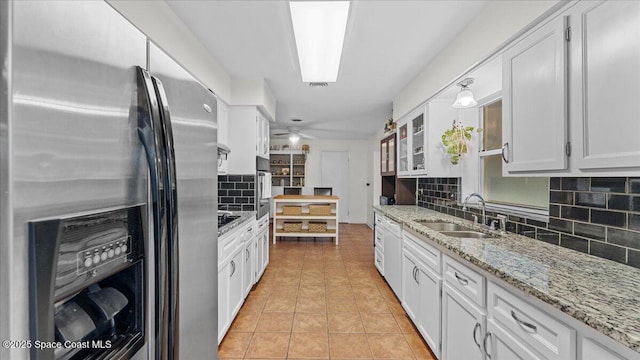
[29,205,146,359]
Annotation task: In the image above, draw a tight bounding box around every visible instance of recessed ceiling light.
[289,1,350,83]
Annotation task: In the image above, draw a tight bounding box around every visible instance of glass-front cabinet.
[397,108,427,177]
[396,101,461,178]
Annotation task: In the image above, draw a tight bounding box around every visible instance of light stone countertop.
[374,205,640,353]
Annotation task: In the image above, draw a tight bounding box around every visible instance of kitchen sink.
[416,221,473,232]
[439,231,493,239]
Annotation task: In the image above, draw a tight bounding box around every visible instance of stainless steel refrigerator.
[0,1,218,359]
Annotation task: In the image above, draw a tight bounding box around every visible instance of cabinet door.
[401,251,420,321]
[581,338,625,360]
[487,320,545,360]
[502,15,568,173]
[418,266,441,359]
[229,251,244,318]
[388,136,395,175]
[218,263,229,344]
[442,283,485,360]
[411,113,427,175]
[398,122,411,176]
[381,138,389,175]
[570,1,640,171]
[243,239,255,297]
[257,228,269,278]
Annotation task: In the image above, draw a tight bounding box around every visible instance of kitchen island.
[272,194,339,244]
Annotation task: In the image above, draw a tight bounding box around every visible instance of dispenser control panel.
[77,235,131,274]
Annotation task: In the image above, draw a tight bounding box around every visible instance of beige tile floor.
[218,224,437,359]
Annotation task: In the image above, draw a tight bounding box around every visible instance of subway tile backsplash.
[218,174,255,211]
[416,177,640,269]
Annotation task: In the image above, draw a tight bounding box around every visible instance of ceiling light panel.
[289,1,350,83]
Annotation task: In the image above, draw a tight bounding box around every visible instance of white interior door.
[321,151,349,222]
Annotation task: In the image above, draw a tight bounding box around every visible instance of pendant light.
[452,78,478,108]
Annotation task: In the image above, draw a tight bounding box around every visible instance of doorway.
[321,151,349,222]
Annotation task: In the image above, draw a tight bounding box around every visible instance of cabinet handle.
[454,272,469,285]
[230,260,236,277]
[472,322,481,349]
[511,310,538,333]
[414,267,419,284]
[502,143,509,163]
[246,248,250,261]
[483,332,492,359]
[247,227,253,232]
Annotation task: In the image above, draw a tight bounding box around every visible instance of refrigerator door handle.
[151,76,180,360]
[135,66,171,360]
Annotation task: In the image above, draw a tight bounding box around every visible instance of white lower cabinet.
[442,283,486,360]
[581,338,626,360]
[418,265,441,357]
[255,215,269,280]
[402,250,420,321]
[217,264,229,344]
[378,210,634,360]
[218,249,243,344]
[218,217,265,344]
[487,319,545,360]
[243,237,255,298]
[402,232,442,358]
[487,282,575,360]
[228,250,244,319]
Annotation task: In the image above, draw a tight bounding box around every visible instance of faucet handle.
[489,220,498,230]
[496,214,507,233]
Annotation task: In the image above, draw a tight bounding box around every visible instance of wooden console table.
[272,195,339,245]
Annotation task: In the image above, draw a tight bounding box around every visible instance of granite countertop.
[374,205,640,353]
[218,211,255,237]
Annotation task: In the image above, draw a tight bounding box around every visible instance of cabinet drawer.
[403,230,441,274]
[375,212,384,226]
[218,232,240,263]
[375,248,384,276]
[443,255,485,307]
[375,228,383,250]
[240,222,256,243]
[488,282,576,360]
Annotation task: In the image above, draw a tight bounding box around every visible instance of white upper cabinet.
[256,111,270,159]
[227,106,270,174]
[569,0,640,172]
[502,14,568,174]
[397,103,460,178]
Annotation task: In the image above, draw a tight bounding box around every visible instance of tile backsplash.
[416,177,640,269]
[218,175,255,211]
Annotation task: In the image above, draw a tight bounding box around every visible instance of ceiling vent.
[308,82,328,87]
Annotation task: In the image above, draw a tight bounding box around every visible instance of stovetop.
[217,211,255,237]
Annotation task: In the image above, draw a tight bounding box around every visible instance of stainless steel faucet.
[462,193,486,226]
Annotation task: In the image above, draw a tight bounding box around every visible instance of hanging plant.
[441,121,482,165]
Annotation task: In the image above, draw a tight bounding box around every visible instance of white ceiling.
[166,0,488,140]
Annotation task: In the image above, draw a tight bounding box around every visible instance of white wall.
[393,0,560,120]
[107,0,232,102]
[272,139,370,224]
[230,78,277,121]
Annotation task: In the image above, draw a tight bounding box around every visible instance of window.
[479,99,549,213]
